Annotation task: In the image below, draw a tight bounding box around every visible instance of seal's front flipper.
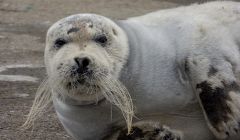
[116,121,182,140]
[185,55,240,139]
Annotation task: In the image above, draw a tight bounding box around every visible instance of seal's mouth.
[69,69,94,84]
[70,68,93,78]
[58,67,109,96]
[66,65,107,90]
[66,77,95,89]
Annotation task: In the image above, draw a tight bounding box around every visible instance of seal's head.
[45,14,133,133]
[25,14,133,133]
[45,14,129,101]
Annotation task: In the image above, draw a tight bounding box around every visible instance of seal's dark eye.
[94,35,107,46]
[54,38,67,49]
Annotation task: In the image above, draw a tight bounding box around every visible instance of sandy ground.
[0,0,239,140]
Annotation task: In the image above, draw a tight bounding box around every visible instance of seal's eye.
[94,35,107,46]
[54,38,67,49]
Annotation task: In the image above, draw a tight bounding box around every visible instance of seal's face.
[45,14,128,101]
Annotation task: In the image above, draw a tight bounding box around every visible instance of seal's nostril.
[74,57,81,67]
[74,57,90,72]
[82,58,90,68]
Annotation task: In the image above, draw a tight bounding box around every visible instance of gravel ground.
[0,0,239,140]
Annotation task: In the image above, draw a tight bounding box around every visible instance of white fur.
[26,1,240,140]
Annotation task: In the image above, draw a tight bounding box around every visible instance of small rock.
[0,35,6,39]
[14,93,30,98]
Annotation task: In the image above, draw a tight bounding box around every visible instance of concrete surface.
[0,0,239,140]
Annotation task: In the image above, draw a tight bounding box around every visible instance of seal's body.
[45,1,240,140]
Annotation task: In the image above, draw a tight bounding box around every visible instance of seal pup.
[24,1,240,140]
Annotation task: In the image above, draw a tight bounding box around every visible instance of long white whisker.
[21,77,52,130]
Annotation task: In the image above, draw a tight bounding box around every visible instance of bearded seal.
[23,1,240,140]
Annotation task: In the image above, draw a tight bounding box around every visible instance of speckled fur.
[116,121,182,140]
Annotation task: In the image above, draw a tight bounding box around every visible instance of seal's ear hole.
[112,28,118,36]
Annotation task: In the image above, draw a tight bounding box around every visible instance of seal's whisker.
[21,77,52,130]
[95,74,134,134]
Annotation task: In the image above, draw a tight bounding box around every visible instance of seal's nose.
[74,57,90,74]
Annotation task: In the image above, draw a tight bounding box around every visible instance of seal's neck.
[115,20,177,95]
[115,20,143,87]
